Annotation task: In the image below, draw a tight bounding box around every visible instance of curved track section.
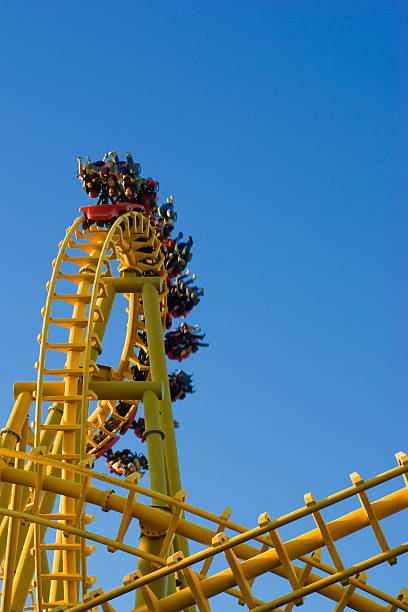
[35,212,167,459]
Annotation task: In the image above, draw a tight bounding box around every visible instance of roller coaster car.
[120,406,138,435]
[95,435,120,459]
[79,201,145,223]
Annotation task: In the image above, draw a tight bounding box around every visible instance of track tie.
[40,364,99,376]
[44,453,81,460]
[39,422,97,430]
[68,240,99,255]
[47,317,89,328]
[39,543,95,554]
[41,393,97,403]
[57,273,97,284]
[37,573,82,582]
[52,294,91,305]
[45,342,86,352]
[41,602,81,610]
[80,230,109,243]
[62,255,101,266]
[41,390,98,402]
[39,514,95,523]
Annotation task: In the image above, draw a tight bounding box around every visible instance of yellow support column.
[141,280,182,498]
[0,391,32,510]
[0,406,63,564]
[135,390,169,603]
[10,434,63,612]
[141,278,193,607]
[0,419,28,612]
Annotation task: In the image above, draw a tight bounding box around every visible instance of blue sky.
[0,1,406,610]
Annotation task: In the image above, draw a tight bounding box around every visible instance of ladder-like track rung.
[48,317,89,328]
[40,514,94,523]
[52,295,91,305]
[62,256,101,266]
[41,602,81,609]
[41,390,97,402]
[41,397,82,403]
[39,422,95,430]
[44,453,81,460]
[45,343,86,352]
[40,543,95,552]
[57,273,96,284]
[37,573,82,582]
[67,240,99,255]
[40,544,82,551]
[42,364,98,376]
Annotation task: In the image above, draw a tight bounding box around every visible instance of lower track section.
[0,214,406,611]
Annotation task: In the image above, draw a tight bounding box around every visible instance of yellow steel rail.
[0,212,406,611]
[0,212,178,610]
[0,444,407,610]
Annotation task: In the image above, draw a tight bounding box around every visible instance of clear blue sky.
[0,2,406,610]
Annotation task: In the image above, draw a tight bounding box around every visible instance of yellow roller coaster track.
[0,213,407,612]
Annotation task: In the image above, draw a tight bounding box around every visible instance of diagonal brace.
[304,492,347,585]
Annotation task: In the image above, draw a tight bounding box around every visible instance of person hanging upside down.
[168,370,195,400]
[104,448,148,476]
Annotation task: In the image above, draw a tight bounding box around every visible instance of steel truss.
[0,213,406,611]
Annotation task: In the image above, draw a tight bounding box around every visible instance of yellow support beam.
[258,512,303,606]
[350,472,397,565]
[334,571,366,612]
[0,418,29,612]
[1,210,407,612]
[168,552,210,612]
[14,380,164,401]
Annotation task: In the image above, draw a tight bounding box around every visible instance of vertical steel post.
[11,435,63,611]
[0,418,28,612]
[0,407,63,565]
[141,279,193,606]
[0,392,32,511]
[141,281,182,497]
[134,390,169,602]
[142,390,168,505]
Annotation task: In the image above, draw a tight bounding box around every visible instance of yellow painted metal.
[4,441,408,559]
[1,212,407,611]
[10,213,168,607]
[141,278,192,596]
[1,445,408,561]
[10,433,64,612]
[1,447,408,611]
[0,418,28,611]
[249,546,408,612]
[47,540,408,612]
[0,507,164,566]
[135,389,168,601]
[0,391,32,519]
[141,280,181,497]
[142,391,168,508]
[14,381,164,401]
[0,391,32,451]
[0,406,63,567]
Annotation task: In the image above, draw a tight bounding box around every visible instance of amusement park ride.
[0,152,407,611]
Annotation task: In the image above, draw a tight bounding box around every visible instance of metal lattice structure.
[0,211,407,612]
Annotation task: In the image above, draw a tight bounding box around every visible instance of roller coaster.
[0,152,407,611]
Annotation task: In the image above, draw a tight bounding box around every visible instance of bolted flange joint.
[101,489,115,512]
[139,521,167,538]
